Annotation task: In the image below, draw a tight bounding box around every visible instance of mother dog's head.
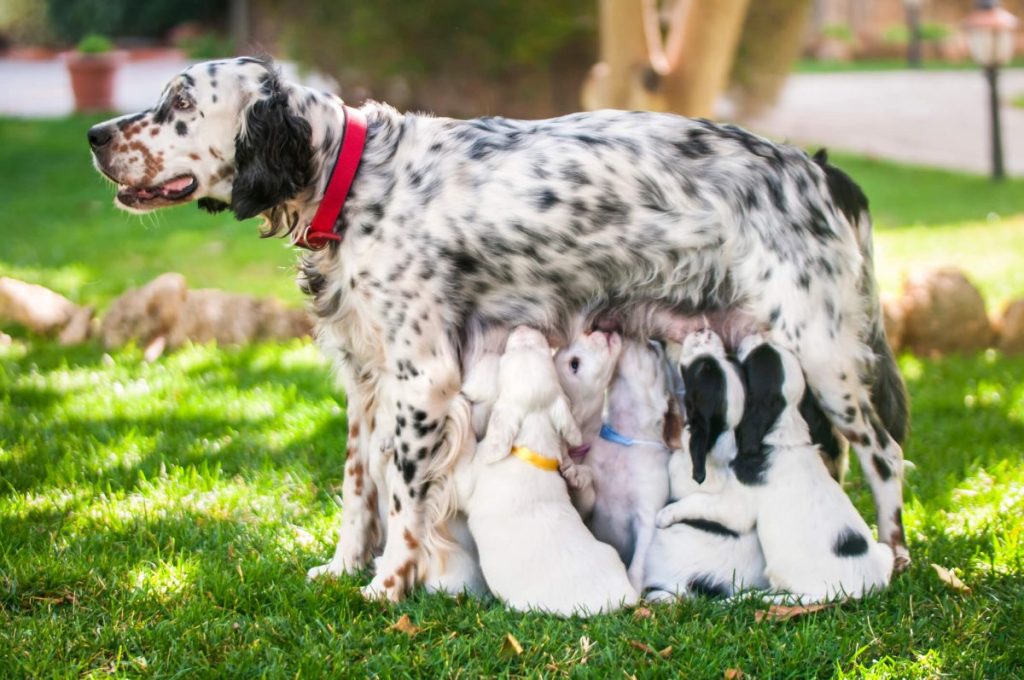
[87,57,341,226]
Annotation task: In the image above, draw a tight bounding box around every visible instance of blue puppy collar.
[599,423,665,448]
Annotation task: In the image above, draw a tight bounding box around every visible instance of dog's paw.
[307,561,343,581]
[892,545,912,574]
[360,572,409,602]
[561,462,593,490]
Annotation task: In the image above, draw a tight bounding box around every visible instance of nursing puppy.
[658,335,894,602]
[459,326,637,615]
[645,330,768,600]
[575,339,681,590]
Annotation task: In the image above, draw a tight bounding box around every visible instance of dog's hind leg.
[796,337,910,572]
[361,334,463,602]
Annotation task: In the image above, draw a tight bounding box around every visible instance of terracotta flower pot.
[65,51,124,113]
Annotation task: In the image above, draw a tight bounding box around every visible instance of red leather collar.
[297,105,367,250]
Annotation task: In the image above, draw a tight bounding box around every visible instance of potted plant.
[66,34,123,113]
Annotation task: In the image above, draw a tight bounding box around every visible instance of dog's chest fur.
[298,105,857,358]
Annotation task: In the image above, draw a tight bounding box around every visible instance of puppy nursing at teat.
[657,332,894,602]
[556,336,681,590]
[645,329,769,600]
[456,326,638,616]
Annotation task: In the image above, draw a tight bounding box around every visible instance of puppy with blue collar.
[576,338,683,590]
[657,333,894,602]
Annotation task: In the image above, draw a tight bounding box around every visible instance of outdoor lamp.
[963,0,1018,180]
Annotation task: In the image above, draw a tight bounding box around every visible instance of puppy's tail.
[814,149,909,445]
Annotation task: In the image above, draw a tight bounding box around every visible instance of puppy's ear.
[734,344,786,471]
[477,407,522,465]
[231,79,314,221]
[549,394,582,447]
[682,358,727,484]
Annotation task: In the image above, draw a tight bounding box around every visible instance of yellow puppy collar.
[510,445,560,472]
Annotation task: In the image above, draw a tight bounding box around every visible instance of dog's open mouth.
[116,174,198,209]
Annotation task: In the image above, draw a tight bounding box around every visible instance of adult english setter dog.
[88,57,909,601]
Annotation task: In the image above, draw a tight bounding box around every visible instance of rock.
[0,277,84,336]
[880,293,904,353]
[994,299,1024,355]
[900,267,992,356]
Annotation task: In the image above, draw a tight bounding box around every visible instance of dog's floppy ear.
[231,76,314,221]
[477,406,522,465]
[549,394,582,448]
[734,344,786,478]
[681,357,727,484]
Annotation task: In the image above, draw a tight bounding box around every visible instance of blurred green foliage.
[44,0,225,43]
[74,32,112,54]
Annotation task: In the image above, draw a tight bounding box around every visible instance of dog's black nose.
[87,124,113,149]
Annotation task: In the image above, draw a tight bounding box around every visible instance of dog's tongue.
[161,176,193,193]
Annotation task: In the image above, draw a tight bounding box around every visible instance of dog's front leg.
[308,364,382,580]
[361,341,462,602]
[655,492,755,535]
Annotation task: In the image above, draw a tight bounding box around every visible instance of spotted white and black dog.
[88,57,909,601]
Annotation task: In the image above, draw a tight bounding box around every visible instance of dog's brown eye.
[173,95,193,111]
[570,357,580,373]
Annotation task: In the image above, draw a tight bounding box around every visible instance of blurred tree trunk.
[582,0,750,117]
[729,0,814,118]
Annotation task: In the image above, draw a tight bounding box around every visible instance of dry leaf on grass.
[388,614,421,636]
[724,669,745,679]
[932,563,972,594]
[633,606,653,620]
[628,640,656,655]
[500,633,524,657]
[755,602,833,623]
[658,646,673,659]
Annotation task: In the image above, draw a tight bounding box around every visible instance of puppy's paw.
[307,561,343,581]
[361,572,409,602]
[561,462,593,490]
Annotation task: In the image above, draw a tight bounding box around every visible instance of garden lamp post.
[963,0,1018,181]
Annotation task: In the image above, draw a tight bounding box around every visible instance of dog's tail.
[814,149,909,444]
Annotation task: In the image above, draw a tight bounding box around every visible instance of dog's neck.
[606,376,664,443]
[512,411,564,464]
[764,402,812,451]
[261,94,406,244]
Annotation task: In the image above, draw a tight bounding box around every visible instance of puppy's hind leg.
[627,512,657,591]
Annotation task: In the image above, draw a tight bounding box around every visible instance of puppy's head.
[88,57,317,222]
[679,330,744,483]
[734,336,804,467]
[554,329,622,418]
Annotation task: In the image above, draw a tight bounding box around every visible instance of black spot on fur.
[833,528,870,557]
[733,345,786,486]
[401,459,417,485]
[674,129,713,159]
[197,198,230,213]
[392,494,402,513]
[175,121,188,137]
[872,454,892,481]
[687,574,729,599]
[800,388,843,472]
[534,188,560,211]
[813,149,870,227]
[676,518,741,538]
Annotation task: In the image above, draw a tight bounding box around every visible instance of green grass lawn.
[2,118,1024,677]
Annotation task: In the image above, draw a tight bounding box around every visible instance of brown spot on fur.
[209,146,222,160]
[403,529,419,550]
[150,128,159,137]
[350,421,361,440]
[382,575,395,589]
[395,559,416,581]
[189,153,201,161]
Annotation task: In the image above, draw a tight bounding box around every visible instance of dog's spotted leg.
[799,346,910,572]
[308,369,382,580]
[361,341,461,602]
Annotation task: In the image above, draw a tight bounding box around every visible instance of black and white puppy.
[658,334,894,602]
[645,330,768,600]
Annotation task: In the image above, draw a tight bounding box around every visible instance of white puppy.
[576,339,681,590]
[657,334,894,602]
[458,326,638,616]
[645,330,768,600]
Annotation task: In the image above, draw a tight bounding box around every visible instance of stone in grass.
[994,299,1024,355]
[0,276,94,343]
[100,272,313,360]
[900,267,992,356]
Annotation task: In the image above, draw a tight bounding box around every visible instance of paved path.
[743,69,1024,177]
[2,58,1022,176]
